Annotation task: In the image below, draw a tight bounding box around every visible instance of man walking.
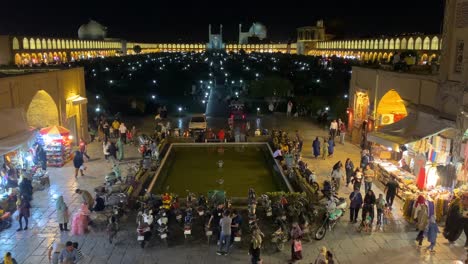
[217,210,232,256]
[363,164,375,192]
[331,166,344,193]
[58,241,78,264]
[384,176,400,209]
[329,120,338,140]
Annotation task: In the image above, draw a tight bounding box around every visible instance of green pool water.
[151,144,288,197]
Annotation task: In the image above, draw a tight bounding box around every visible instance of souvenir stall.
[367,112,457,222]
[40,126,73,167]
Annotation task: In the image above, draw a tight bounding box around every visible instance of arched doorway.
[26,90,59,128]
[377,90,408,126]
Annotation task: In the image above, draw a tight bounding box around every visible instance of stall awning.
[367,111,456,150]
[0,108,36,156]
[0,129,35,156]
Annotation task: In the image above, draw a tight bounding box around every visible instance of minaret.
[220,24,223,38]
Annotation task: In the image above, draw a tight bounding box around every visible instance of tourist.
[218,129,225,142]
[35,143,47,171]
[313,247,327,264]
[327,137,335,158]
[312,137,321,159]
[18,174,33,201]
[351,167,363,191]
[48,241,65,264]
[56,195,69,231]
[72,150,84,179]
[79,138,90,160]
[102,136,110,161]
[273,148,283,161]
[321,138,328,160]
[349,188,363,223]
[58,241,78,263]
[112,119,120,138]
[287,101,293,117]
[107,142,118,162]
[345,158,354,187]
[103,121,110,139]
[329,119,338,140]
[384,176,399,209]
[249,226,263,264]
[72,242,83,262]
[16,194,30,231]
[230,209,242,244]
[208,203,225,243]
[1,252,17,264]
[339,121,346,145]
[426,215,439,252]
[415,202,429,247]
[71,203,90,236]
[332,161,343,172]
[119,122,127,144]
[331,166,343,193]
[75,189,94,211]
[116,137,124,161]
[217,210,232,256]
[363,164,375,192]
[376,193,386,227]
[92,194,105,212]
[362,189,376,226]
[290,222,303,262]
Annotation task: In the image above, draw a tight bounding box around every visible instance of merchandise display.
[40,126,73,167]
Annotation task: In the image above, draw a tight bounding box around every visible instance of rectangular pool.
[149,143,291,197]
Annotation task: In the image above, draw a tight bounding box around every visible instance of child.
[426,215,439,253]
[363,212,372,232]
[382,203,391,230]
[72,242,83,262]
[376,193,386,227]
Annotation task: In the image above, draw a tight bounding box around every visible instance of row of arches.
[13,37,121,51]
[317,36,441,51]
[309,50,438,64]
[14,50,117,65]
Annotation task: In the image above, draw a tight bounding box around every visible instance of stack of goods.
[40,126,72,167]
[374,159,417,200]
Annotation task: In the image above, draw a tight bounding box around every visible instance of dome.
[78,20,107,40]
[248,23,267,39]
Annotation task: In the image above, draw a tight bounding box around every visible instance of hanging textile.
[417,167,426,190]
[413,154,426,181]
[427,200,435,217]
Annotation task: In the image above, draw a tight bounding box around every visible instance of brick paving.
[0,116,467,264]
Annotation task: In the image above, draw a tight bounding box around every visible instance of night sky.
[1,0,444,43]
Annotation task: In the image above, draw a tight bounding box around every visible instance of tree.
[133,45,142,54]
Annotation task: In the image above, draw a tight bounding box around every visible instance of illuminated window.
[52,39,57,49]
[407,38,414,50]
[42,39,46,49]
[378,39,383,49]
[36,39,41,49]
[389,39,394,50]
[29,38,35,49]
[401,38,407,49]
[61,39,65,49]
[423,37,430,50]
[395,39,400,49]
[415,37,422,50]
[384,39,389,49]
[47,39,52,49]
[431,37,439,50]
[12,37,19,50]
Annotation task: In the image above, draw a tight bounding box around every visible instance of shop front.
[0,108,40,211]
[366,111,458,222]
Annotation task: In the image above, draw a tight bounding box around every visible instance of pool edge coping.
[145,142,294,196]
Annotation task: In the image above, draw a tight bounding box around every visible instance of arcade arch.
[26,90,59,128]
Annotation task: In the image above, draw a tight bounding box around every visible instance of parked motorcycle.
[260,194,272,217]
[136,206,154,248]
[183,208,193,239]
[314,199,347,240]
[155,209,169,245]
[105,163,122,186]
[271,216,289,251]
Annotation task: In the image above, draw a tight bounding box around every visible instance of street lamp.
[109,80,113,84]
[325,106,329,111]
[96,95,100,99]
[344,94,348,99]
[153,80,157,84]
[151,95,156,100]
[178,107,182,112]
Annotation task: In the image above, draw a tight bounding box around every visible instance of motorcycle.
[271,216,289,251]
[196,195,207,216]
[171,196,183,223]
[105,163,122,186]
[260,194,272,217]
[314,199,347,240]
[136,207,154,248]
[183,207,193,239]
[155,209,169,245]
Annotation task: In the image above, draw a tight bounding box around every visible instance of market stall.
[40,126,73,167]
[367,111,458,222]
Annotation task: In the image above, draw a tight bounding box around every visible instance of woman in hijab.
[290,222,303,262]
[1,252,17,264]
[71,203,90,236]
[56,195,69,231]
[72,151,84,179]
[312,137,321,159]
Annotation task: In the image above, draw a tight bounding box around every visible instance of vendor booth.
[0,108,38,211]
[40,126,73,167]
[366,111,458,222]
